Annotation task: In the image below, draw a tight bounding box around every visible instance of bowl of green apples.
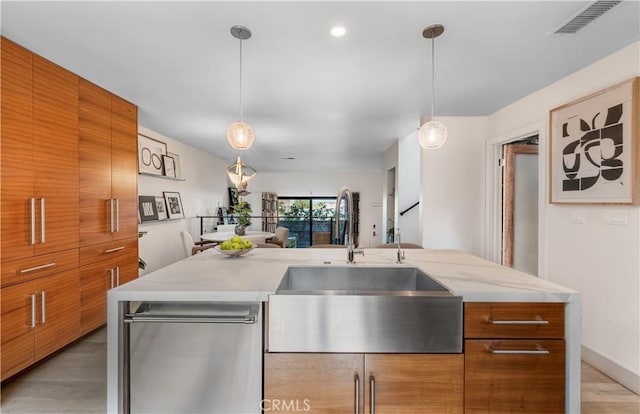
[214,235,255,257]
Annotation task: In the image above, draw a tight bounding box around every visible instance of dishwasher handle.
[123,313,257,324]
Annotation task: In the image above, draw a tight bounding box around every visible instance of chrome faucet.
[395,228,405,264]
[335,186,364,264]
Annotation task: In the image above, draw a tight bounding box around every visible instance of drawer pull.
[20,262,56,274]
[489,345,550,355]
[489,319,549,325]
[354,374,360,414]
[104,246,125,254]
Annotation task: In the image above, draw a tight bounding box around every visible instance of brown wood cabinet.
[79,239,137,334]
[1,269,80,380]
[264,353,463,413]
[464,302,565,414]
[79,79,138,247]
[1,38,78,264]
[1,36,138,381]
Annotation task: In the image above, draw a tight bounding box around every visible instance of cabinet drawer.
[465,339,565,413]
[464,302,564,339]
[79,237,137,266]
[1,249,79,287]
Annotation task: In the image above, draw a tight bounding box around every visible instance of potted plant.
[233,198,252,236]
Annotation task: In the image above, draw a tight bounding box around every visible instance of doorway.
[502,136,539,275]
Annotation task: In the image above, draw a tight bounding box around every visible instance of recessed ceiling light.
[330,26,346,37]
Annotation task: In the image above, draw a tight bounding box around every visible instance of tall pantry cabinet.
[78,79,138,335]
[0,37,138,380]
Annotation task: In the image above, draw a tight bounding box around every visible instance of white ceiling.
[2,1,639,172]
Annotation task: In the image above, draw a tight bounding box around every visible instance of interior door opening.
[502,135,539,276]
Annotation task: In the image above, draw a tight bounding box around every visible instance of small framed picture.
[228,187,239,207]
[167,152,181,178]
[138,195,159,222]
[162,155,176,178]
[163,191,185,219]
[155,196,168,220]
[138,134,167,176]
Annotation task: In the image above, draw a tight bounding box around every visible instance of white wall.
[397,131,422,244]
[488,41,640,393]
[137,126,229,275]
[245,171,384,248]
[421,117,487,256]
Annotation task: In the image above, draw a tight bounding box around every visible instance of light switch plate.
[603,210,628,225]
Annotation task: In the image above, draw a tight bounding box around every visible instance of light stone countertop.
[109,248,577,303]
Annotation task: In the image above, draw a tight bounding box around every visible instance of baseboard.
[582,345,640,395]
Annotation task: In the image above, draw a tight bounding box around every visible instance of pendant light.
[227,156,256,189]
[227,25,255,150]
[418,24,448,150]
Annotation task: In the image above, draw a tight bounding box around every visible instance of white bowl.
[214,245,255,257]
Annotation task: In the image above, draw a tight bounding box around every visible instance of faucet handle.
[354,249,364,256]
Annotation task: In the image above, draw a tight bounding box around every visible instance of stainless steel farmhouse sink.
[267,266,462,353]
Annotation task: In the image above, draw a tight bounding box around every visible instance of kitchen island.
[107,248,580,413]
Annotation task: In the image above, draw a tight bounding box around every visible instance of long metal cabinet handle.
[110,268,115,289]
[490,346,550,355]
[109,199,115,233]
[354,374,360,414]
[20,262,56,274]
[370,376,375,414]
[490,319,549,325]
[30,198,36,245]
[104,246,125,254]
[115,199,120,232]
[40,198,45,243]
[30,294,36,328]
[123,314,257,324]
[41,291,46,324]
[116,266,120,286]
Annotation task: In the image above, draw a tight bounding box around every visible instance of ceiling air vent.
[552,0,622,34]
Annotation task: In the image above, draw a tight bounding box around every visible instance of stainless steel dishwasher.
[122,301,262,414]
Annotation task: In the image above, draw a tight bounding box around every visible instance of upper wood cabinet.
[1,38,79,263]
[79,79,138,247]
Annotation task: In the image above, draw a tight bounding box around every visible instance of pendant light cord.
[431,35,435,120]
[239,39,243,122]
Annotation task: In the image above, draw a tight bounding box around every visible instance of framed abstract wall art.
[549,77,639,204]
[138,134,167,176]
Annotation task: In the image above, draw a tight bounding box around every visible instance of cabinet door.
[1,281,36,380]
[465,339,565,414]
[111,95,138,241]
[264,353,363,413]
[79,259,113,335]
[79,79,112,246]
[34,269,80,360]
[364,354,463,414]
[1,37,35,263]
[114,250,139,286]
[33,55,78,256]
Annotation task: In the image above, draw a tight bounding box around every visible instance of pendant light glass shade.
[418,120,447,149]
[419,24,447,150]
[226,121,255,150]
[226,156,256,188]
[228,25,254,151]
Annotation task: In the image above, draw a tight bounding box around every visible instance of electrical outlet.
[603,210,628,225]
[570,210,586,223]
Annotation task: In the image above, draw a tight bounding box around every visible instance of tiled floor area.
[1,327,639,413]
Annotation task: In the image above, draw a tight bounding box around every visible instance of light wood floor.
[1,327,638,413]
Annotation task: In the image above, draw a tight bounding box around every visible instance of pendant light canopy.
[227,156,256,189]
[418,24,448,150]
[227,25,255,151]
